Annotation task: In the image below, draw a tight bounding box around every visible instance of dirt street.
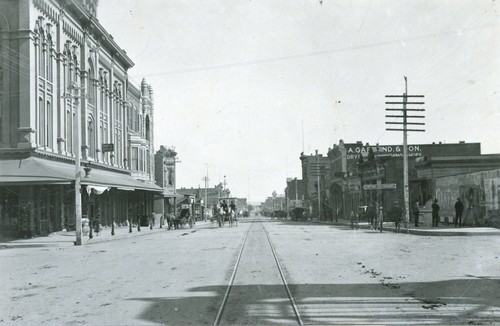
[1,217,499,325]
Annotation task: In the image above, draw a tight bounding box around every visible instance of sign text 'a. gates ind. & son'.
[346,145,423,161]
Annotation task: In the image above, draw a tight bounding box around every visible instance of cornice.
[33,0,58,24]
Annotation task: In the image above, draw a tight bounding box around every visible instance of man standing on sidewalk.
[413,200,420,227]
[432,199,440,227]
[454,197,464,227]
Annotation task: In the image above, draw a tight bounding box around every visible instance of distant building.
[300,150,329,220]
[261,193,286,217]
[154,146,178,215]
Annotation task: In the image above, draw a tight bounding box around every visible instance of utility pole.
[202,164,209,221]
[173,157,181,216]
[385,76,425,233]
[223,175,227,199]
[62,82,90,246]
[315,150,321,220]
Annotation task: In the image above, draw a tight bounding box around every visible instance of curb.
[0,221,213,249]
[313,220,500,236]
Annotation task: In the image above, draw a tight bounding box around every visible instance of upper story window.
[145,115,151,141]
[87,59,96,107]
[34,17,54,83]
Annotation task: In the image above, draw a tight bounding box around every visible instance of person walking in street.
[350,210,359,230]
[432,199,440,227]
[454,197,464,227]
[366,202,377,230]
[389,201,402,233]
[413,199,420,227]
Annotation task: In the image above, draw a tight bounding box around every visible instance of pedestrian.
[350,211,358,229]
[150,212,155,230]
[413,199,420,227]
[136,213,141,232]
[432,199,440,227]
[389,201,402,233]
[454,197,464,227]
[377,206,384,233]
[366,203,377,230]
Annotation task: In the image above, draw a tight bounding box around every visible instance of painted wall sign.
[346,145,423,161]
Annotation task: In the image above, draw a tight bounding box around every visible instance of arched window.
[87,59,96,106]
[87,116,95,159]
[46,100,52,148]
[38,97,45,146]
[145,115,150,141]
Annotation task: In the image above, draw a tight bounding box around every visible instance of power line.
[130,27,491,78]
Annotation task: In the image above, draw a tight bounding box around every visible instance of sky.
[97,0,499,203]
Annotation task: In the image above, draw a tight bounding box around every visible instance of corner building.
[0,0,162,237]
[326,140,482,222]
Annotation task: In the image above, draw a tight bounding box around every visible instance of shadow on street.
[128,277,500,325]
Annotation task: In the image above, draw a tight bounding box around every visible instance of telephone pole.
[202,164,209,221]
[385,76,425,233]
[62,82,90,245]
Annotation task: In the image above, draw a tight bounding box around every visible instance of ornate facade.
[0,0,162,237]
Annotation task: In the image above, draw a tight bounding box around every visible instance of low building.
[177,184,230,219]
[415,155,500,226]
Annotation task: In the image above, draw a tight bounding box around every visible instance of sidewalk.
[315,219,500,236]
[0,220,212,249]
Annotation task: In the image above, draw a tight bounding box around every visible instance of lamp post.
[62,82,88,246]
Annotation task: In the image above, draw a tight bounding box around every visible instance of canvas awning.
[0,157,163,193]
[80,167,163,192]
[162,188,184,198]
[0,157,73,184]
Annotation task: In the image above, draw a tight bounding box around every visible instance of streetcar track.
[213,220,303,325]
[212,223,251,325]
[262,223,304,325]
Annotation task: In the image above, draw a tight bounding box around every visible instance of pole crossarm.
[385,95,424,98]
[386,122,425,125]
[386,128,426,132]
[386,108,425,112]
[385,115,425,119]
[385,101,425,105]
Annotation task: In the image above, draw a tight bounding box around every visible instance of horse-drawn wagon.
[213,197,238,227]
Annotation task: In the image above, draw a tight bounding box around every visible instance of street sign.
[363,183,397,190]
